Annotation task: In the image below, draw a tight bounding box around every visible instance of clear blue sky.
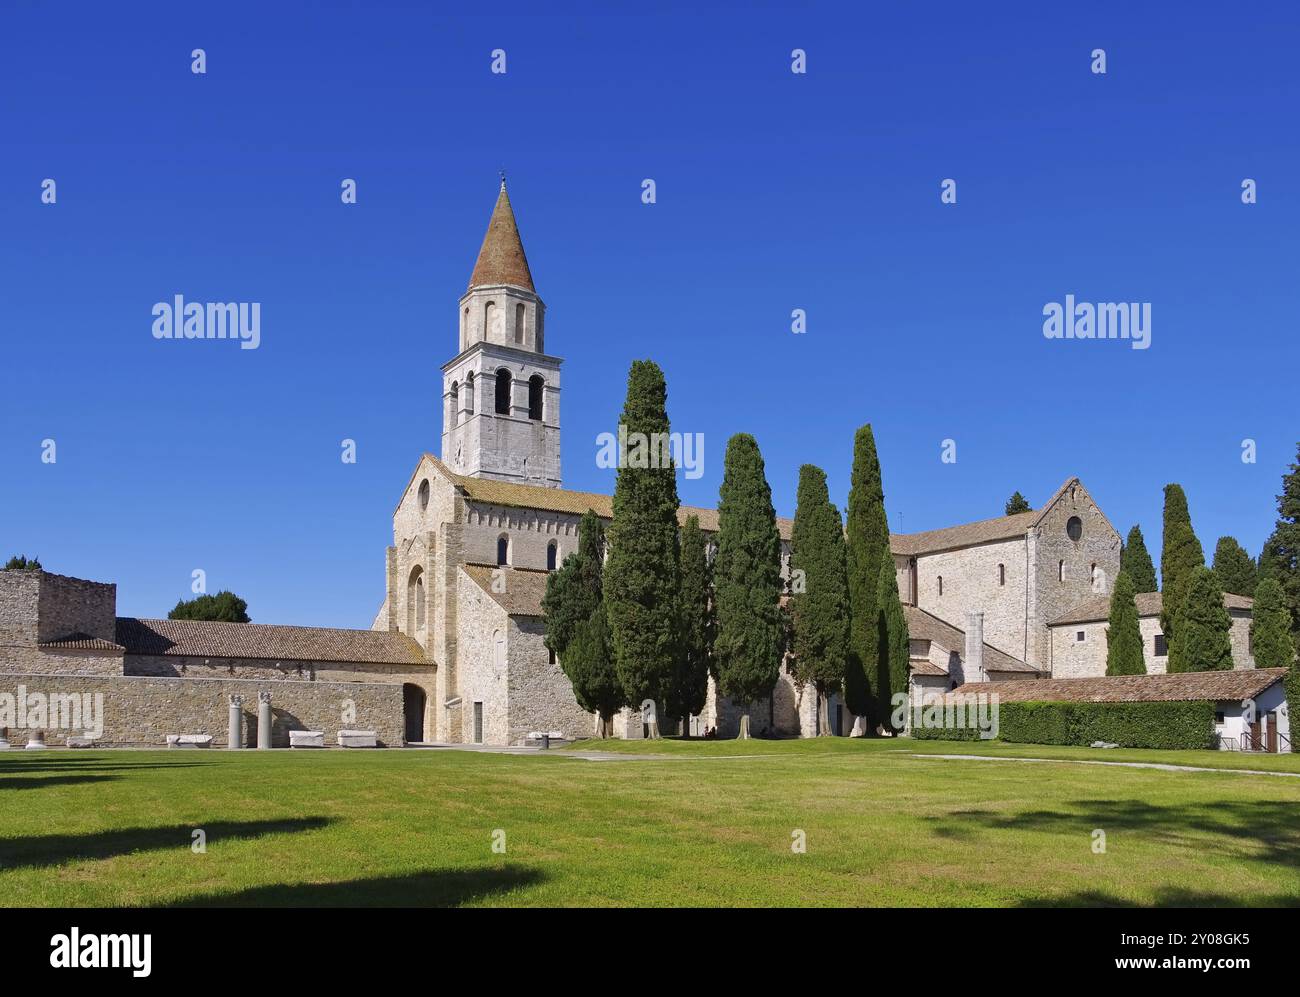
[2,0,1297,627]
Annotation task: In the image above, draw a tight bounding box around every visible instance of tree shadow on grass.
[0,757,207,774]
[169,865,546,907]
[0,774,117,790]
[1018,887,1300,908]
[0,817,334,871]
[925,798,1300,866]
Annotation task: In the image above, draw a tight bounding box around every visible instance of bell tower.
[441,178,562,488]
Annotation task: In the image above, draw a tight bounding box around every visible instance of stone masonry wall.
[0,570,117,646]
[913,536,1028,663]
[506,617,593,744]
[0,672,403,747]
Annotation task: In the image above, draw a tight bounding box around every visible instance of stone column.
[257,691,272,749]
[227,694,243,749]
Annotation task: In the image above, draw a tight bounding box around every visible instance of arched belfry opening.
[528,375,544,421]
[495,369,512,414]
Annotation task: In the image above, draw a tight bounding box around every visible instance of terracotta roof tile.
[115,617,426,665]
[468,182,536,292]
[426,455,794,541]
[39,634,125,653]
[461,564,550,617]
[1050,591,1254,626]
[904,605,1039,673]
[950,667,1286,704]
[891,510,1037,557]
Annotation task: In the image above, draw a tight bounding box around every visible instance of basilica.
[0,182,1266,749]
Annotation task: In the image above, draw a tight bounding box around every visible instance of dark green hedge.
[1000,700,1217,750]
[908,699,1217,750]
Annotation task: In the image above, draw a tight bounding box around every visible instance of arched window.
[497,534,510,567]
[998,563,1005,586]
[461,306,469,349]
[547,540,558,571]
[495,369,511,414]
[484,301,498,341]
[450,381,459,427]
[465,372,475,415]
[937,576,943,597]
[528,375,544,421]
[418,479,430,511]
[515,303,526,344]
[407,565,425,634]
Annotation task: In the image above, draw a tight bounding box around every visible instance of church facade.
[0,182,1262,748]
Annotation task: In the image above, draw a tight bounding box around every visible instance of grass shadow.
[170,865,546,907]
[0,816,334,871]
[0,774,117,790]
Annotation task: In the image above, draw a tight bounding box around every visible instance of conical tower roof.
[467,178,535,293]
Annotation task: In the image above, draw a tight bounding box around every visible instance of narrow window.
[484,301,497,341]
[528,375,544,421]
[465,371,475,414]
[547,540,558,571]
[1076,630,1085,643]
[1058,560,1064,583]
[497,534,510,567]
[1154,634,1168,656]
[998,563,1005,586]
[937,576,943,597]
[495,369,511,414]
[515,303,526,344]
[461,306,469,349]
[548,647,556,665]
[450,381,459,427]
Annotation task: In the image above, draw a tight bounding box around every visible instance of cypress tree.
[1212,536,1257,597]
[1004,491,1031,515]
[789,465,850,735]
[1120,525,1158,593]
[542,510,605,658]
[1266,443,1300,635]
[563,608,624,737]
[1250,578,1295,670]
[875,557,910,732]
[713,433,784,738]
[543,512,625,736]
[603,361,683,728]
[1160,484,1205,640]
[1104,570,1146,675]
[845,424,889,727]
[1168,566,1233,672]
[668,515,714,735]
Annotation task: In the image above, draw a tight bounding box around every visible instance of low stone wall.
[0,672,403,748]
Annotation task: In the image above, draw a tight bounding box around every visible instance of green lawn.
[2,738,1298,907]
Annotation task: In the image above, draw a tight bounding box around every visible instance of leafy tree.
[713,433,784,738]
[1004,492,1031,515]
[169,590,250,623]
[543,510,605,658]
[1212,536,1257,597]
[1104,571,1146,675]
[789,465,850,735]
[667,515,713,734]
[3,555,41,571]
[1167,567,1232,673]
[1264,442,1300,635]
[1250,578,1295,670]
[845,424,890,727]
[603,361,683,727]
[1160,483,1204,640]
[1120,525,1158,593]
[875,557,910,732]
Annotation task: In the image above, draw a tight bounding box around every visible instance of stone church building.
[0,181,1261,747]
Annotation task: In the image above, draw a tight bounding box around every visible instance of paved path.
[913,753,1300,779]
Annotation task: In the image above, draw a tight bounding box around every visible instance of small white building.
[951,668,1292,753]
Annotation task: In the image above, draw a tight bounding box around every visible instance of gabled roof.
[461,564,550,617]
[890,476,1113,558]
[904,605,1039,674]
[468,181,536,293]
[39,634,125,653]
[421,454,795,541]
[115,617,426,666]
[951,667,1286,704]
[1050,591,1254,627]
